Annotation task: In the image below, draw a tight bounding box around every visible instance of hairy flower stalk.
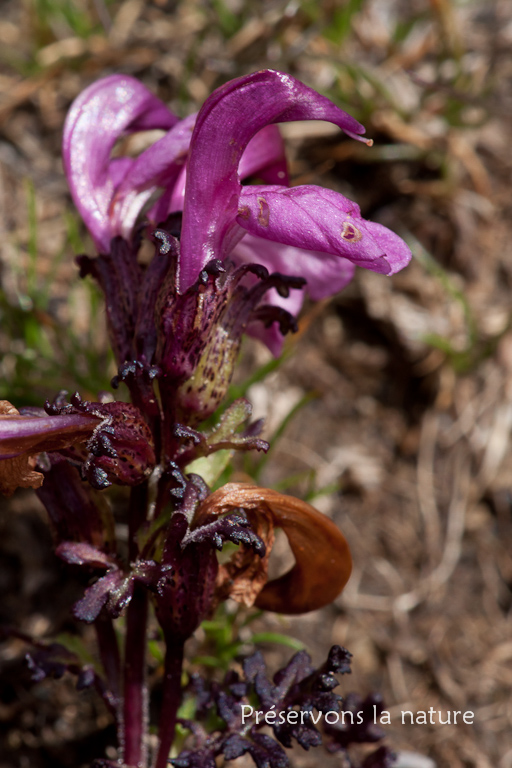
[0,70,411,768]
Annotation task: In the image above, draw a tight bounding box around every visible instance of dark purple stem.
[128,482,148,561]
[122,479,151,766]
[154,636,185,768]
[122,582,149,768]
[158,378,179,465]
[120,482,150,765]
[95,611,121,717]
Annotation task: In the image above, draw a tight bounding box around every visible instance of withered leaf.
[195,483,352,614]
[215,506,275,608]
[0,402,43,496]
[0,452,43,496]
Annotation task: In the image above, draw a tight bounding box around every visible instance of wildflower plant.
[0,70,410,768]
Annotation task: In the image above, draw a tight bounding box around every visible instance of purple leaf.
[185,510,266,555]
[77,237,141,364]
[73,570,125,623]
[26,643,76,682]
[327,645,353,675]
[223,734,249,761]
[232,233,355,355]
[56,541,115,569]
[250,732,289,768]
[232,234,355,302]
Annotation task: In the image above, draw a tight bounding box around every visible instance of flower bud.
[45,393,155,490]
[155,231,304,426]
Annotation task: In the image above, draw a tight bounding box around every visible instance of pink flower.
[63,70,411,354]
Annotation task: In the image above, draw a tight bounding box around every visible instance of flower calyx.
[45,392,156,490]
[154,227,305,427]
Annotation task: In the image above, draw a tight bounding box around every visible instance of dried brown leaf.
[215,506,275,608]
[0,402,43,495]
[195,483,352,614]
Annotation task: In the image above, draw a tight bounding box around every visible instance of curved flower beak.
[179,69,370,292]
[194,482,352,614]
[63,75,290,255]
[63,74,180,252]
[150,122,289,223]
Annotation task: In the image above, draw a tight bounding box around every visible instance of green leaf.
[208,398,252,445]
[186,449,233,486]
[54,632,97,667]
[250,632,305,651]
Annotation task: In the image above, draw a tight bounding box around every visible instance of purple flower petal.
[73,570,125,623]
[108,157,134,188]
[156,163,187,218]
[179,70,369,291]
[237,185,411,275]
[150,124,288,224]
[56,541,115,569]
[238,125,289,185]
[111,113,196,240]
[245,289,304,356]
[63,75,178,251]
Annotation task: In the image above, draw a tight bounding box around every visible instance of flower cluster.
[64,69,410,354]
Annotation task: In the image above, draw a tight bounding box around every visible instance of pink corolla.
[64,70,411,354]
[63,73,287,256]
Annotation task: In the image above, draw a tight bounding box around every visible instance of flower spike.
[64,69,412,357]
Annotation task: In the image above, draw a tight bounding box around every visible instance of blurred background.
[1,1,511,767]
